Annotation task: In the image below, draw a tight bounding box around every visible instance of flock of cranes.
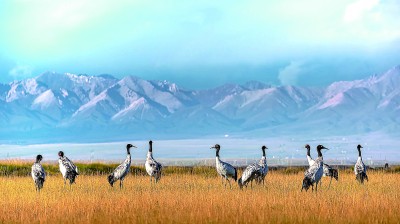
[30,141,368,192]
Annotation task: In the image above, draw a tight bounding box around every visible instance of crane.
[210,144,237,189]
[108,144,137,188]
[31,154,46,192]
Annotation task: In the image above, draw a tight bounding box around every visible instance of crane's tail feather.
[35,176,45,190]
[107,174,115,187]
[356,172,368,184]
[66,170,78,184]
[237,177,243,189]
[301,177,312,192]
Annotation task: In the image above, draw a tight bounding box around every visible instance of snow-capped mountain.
[35,72,118,103]
[0,66,399,143]
[296,66,400,135]
[212,86,322,129]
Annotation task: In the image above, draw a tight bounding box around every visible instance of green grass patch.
[0,162,399,177]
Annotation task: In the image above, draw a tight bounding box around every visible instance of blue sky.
[0,0,399,89]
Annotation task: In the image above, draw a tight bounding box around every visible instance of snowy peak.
[6,78,47,102]
[154,80,180,93]
[317,66,400,112]
[111,97,169,122]
[118,76,189,113]
[72,77,172,123]
[112,97,148,120]
[32,90,59,109]
[325,66,400,97]
[36,72,118,103]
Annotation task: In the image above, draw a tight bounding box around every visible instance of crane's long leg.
[328,176,333,189]
[315,181,318,193]
[120,180,123,189]
[227,179,232,189]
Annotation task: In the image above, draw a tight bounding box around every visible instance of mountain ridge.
[1,66,399,143]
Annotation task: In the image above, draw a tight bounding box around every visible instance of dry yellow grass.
[0,170,399,223]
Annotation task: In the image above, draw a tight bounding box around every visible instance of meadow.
[0,162,399,223]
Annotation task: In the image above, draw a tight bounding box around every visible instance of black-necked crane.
[301,145,328,192]
[145,140,163,183]
[58,151,79,187]
[256,145,268,186]
[31,154,46,192]
[354,144,368,184]
[305,144,338,189]
[210,144,237,189]
[238,163,262,189]
[108,144,137,189]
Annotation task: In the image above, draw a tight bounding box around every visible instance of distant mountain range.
[1,66,399,143]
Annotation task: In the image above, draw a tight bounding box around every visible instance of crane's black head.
[317,145,328,150]
[126,144,136,149]
[262,145,267,150]
[126,144,136,155]
[357,144,363,150]
[58,151,64,157]
[36,154,43,162]
[210,144,220,150]
[305,144,311,150]
[149,140,153,145]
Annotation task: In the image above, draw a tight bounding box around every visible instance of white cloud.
[9,65,33,79]
[278,61,304,86]
[343,0,379,22]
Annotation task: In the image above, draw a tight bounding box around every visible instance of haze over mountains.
[1,66,399,143]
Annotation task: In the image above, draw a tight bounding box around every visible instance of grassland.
[0,163,399,223]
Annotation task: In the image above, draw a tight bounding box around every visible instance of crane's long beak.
[324,147,329,150]
[133,146,137,148]
[210,146,215,149]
